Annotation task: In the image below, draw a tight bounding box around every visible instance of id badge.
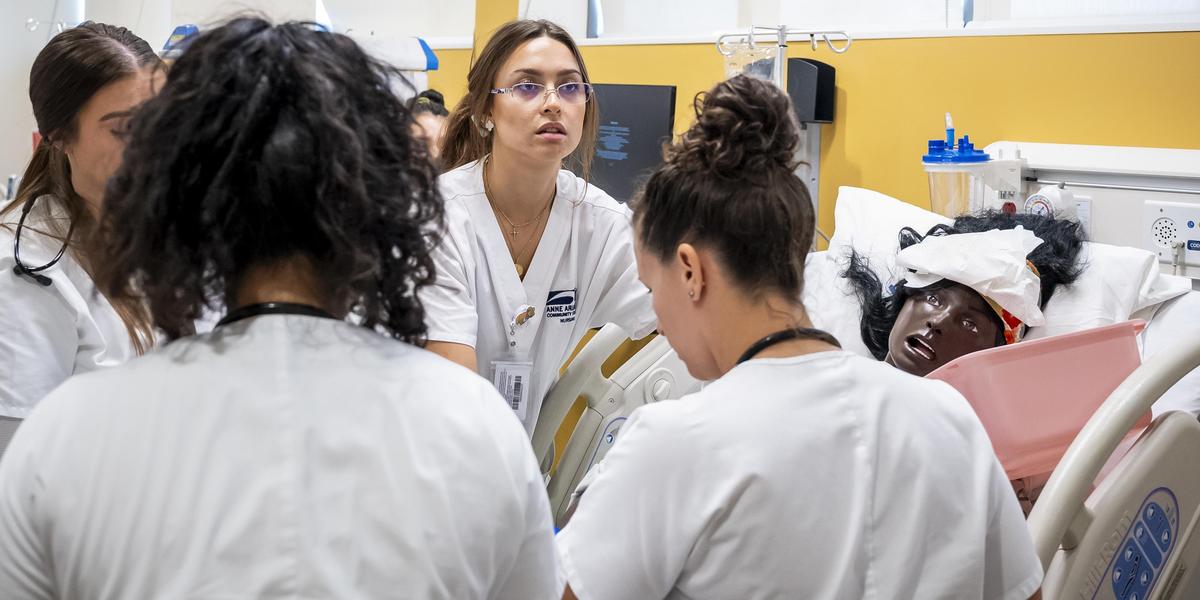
[492,360,533,423]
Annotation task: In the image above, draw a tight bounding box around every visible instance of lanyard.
[736,328,841,365]
[12,196,72,287]
[216,302,336,328]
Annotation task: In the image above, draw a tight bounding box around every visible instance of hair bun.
[667,75,800,177]
[417,89,445,107]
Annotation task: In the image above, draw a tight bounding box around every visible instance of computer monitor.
[577,83,677,204]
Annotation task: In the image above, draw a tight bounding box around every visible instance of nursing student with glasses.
[425,19,655,435]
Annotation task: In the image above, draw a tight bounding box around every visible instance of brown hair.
[634,75,813,301]
[441,19,598,178]
[0,22,160,353]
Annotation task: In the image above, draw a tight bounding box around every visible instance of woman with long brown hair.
[422,19,655,434]
[0,22,158,443]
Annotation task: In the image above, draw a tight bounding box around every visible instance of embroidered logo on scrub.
[546,289,577,323]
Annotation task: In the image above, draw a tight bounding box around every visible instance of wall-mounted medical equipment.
[983,142,1200,284]
[154,22,440,97]
[716,26,850,236]
[922,113,1023,217]
[343,31,439,94]
[161,25,200,61]
[786,57,834,125]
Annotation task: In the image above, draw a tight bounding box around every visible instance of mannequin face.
[885,283,1002,377]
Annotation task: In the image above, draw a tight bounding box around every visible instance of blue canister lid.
[923,134,990,163]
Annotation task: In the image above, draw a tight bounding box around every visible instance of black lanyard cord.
[736,328,842,365]
[216,302,336,328]
[12,196,73,287]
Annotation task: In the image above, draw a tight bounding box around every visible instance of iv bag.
[722,41,775,81]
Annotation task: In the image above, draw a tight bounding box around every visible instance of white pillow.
[826,186,950,292]
[810,185,1192,348]
[1026,242,1191,340]
[1142,291,1200,417]
[802,251,871,357]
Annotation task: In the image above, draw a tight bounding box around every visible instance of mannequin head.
[845,213,1085,376]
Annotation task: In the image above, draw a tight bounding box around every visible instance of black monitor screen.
[577,83,677,204]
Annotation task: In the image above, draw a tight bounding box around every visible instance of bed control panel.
[1104,488,1180,600]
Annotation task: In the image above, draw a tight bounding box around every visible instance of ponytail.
[441,102,491,171]
[1,141,77,239]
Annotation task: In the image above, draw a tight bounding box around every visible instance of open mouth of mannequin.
[904,334,937,362]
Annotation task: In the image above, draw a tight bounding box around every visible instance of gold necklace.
[509,213,547,278]
[483,157,555,279]
[484,157,549,238]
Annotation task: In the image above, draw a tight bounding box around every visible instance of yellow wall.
[429,31,1200,236]
[428,48,473,105]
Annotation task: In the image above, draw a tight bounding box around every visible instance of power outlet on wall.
[1144,200,1200,267]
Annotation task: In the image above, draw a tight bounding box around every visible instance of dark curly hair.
[634,74,813,301]
[843,211,1086,359]
[96,18,444,344]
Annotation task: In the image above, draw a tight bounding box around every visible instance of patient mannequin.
[846,213,1086,513]
[845,213,1086,377]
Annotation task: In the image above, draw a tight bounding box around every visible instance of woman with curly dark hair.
[843,213,1085,376]
[0,18,557,598]
[556,75,1041,600]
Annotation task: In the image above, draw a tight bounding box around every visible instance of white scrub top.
[0,315,559,599]
[557,351,1043,600]
[422,160,656,434]
[0,196,134,418]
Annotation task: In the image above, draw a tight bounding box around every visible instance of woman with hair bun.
[556,75,1042,600]
[408,89,449,166]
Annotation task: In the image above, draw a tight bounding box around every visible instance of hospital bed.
[534,173,1200,586]
[537,297,1200,598]
[1029,332,1200,599]
[531,325,701,527]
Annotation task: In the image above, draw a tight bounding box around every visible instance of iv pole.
[716,26,851,243]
